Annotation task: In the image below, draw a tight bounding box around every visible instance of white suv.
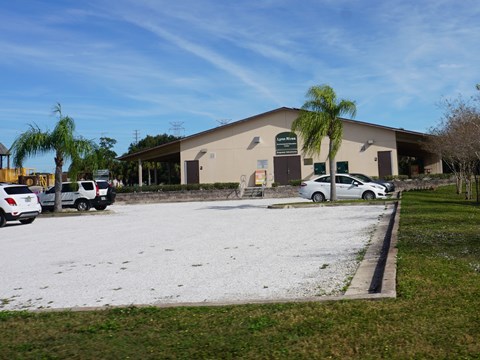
[38,181,115,211]
[0,183,42,227]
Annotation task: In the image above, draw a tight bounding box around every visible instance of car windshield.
[4,186,33,195]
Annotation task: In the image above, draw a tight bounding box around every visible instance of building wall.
[312,121,399,179]
[180,109,402,186]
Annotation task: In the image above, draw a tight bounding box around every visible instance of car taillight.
[95,183,100,196]
[5,198,17,206]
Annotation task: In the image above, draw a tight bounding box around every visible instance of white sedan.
[299,174,389,202]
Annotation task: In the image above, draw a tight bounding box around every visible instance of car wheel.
[0,212,6,228]
[94,205,107,211]
[19,218,36,225]
[76,199,90,211]
[362,191,375,200]
[312,192,325,202]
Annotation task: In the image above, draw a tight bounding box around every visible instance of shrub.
[386,175,408,181]
[115,182,239,193]
[288,179,302,186]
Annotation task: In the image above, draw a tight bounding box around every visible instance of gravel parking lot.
[0,198,388,311]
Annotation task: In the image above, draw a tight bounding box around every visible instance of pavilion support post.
[138,159,143,187]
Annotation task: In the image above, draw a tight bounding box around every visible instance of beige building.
[119,107,442,187]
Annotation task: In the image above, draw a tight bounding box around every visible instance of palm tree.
[11,103,95,212]
[292,85,357,201]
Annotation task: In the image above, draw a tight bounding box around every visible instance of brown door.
[185,160,199,184]
[274,155,301,185]
[377,151,392,179]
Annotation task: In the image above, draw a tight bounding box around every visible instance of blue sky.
[1,0,479,172]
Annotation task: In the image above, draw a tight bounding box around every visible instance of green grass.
[1,186,479,359]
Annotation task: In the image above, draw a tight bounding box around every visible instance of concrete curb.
[344,201,399,298]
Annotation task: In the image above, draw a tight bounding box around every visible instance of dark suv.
[94,180,116,210]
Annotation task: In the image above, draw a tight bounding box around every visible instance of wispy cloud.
[1,0,480,170]
[110,14,282,104]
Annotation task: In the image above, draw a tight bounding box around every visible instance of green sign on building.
[276,132,298,155]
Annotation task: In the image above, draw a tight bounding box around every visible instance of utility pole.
[169,122,185,137]
[133,130,140,144]
[216,119,231,126]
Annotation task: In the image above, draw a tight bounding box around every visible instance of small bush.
[426,173,454,179]
[385,174,453,181]
[115,182,239,193]
[387,175,408,181]
[288,179,302,187]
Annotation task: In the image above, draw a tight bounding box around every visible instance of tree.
[119,134,181,185]
[127,134,179,153]
[426,94,480,201]
[69,136,118,178]
[292,85,357,201]
[11,103,95,212]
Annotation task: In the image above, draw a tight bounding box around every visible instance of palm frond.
[11,124,52,167]
[292,85,356,160]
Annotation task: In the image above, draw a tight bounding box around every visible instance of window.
[81,182,94,191]
[257,160,268,169]
[315,176,330,183]
[62,184,74,193]
[4,186,33,195]
[336,175,354,184]
[336,161,349,174]
[314,162,326,175]
[96,181,109,190]
[304,158,313,166]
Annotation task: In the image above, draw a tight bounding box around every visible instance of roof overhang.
[117,140,181,163]
[395,130,431,156]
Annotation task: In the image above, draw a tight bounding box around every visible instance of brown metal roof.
[118,107,430,162]
[0,143,10,155]
[117,140,181,162]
